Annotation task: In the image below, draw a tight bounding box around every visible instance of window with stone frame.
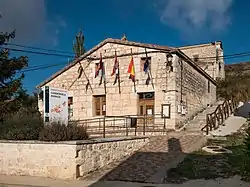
[140,57,151,72]
[68,97,73,119]
[93,95,106,116]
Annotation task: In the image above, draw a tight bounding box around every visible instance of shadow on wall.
[87,137,185,186]
[234,102,250,119]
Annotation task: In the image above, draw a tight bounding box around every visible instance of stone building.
[37,38,220,130]
[179,41,225,80]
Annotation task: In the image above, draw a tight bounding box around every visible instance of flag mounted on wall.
[95,53,105,85]
[95,53,103,78]
[111,53,119,85]
[143,57,149,74]
[144,49,151,85]
[127,56,135,82]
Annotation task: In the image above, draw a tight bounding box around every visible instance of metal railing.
[70,114,168,138]
[201,95,240,135]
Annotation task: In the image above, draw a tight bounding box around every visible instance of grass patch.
[165,132,246,183]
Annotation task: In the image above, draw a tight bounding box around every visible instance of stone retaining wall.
[0,137,149,180]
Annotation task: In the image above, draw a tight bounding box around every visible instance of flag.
[146,74,150,85]
[111,55,119,85]
[99,64,105,85]
[95,53,103,78]
[78,66,83,79]
[86,80,90,92]
[143,57,151,85]
[143,57,149,73]
[127,56,135,82]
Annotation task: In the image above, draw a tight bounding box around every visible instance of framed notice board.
[161,104,171,118]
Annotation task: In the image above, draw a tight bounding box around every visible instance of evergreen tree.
[0,31,28,120]
[73,30,85,58]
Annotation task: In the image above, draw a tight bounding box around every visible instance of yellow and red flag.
[127,56,135,82]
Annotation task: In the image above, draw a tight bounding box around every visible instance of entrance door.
[138,92,155,125]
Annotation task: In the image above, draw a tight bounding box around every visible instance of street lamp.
[166,53,173,72]
[167,53,173,63]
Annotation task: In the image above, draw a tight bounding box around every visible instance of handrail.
[69,113,168,138]
[201,94,241,135]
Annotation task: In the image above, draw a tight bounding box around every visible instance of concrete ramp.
[210,101,250,137]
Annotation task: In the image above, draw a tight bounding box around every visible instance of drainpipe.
[180,59,183,104]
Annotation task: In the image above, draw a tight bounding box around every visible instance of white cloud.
[0,0,66,46]
[160,0,233,35]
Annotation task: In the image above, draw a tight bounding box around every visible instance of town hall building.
[37,37,224,130]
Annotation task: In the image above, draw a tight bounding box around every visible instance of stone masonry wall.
[76,137,149,177]
[174,57,216,127]
[0,141,76,179]
[180,42,225,80]
[40,42,175,128]
[0,137,149,180]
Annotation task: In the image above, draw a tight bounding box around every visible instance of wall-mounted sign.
[147,109,153,115]
[177,104,182,113]
[181,105,186,115]
[43,86,68,125]
[161,104,171,118]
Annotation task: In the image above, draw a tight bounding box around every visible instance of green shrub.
[0,108,43,140]
[242,124,250,181]
[0,108,89,141]
[39,122,89,142]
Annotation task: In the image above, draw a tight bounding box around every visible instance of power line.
[2,44,250,73]
[0,47,74,58]
[5,42,74,55]
[197,51,250,60]
[2,43,250,61]
[25,62,68,70]
[19,63,67,73]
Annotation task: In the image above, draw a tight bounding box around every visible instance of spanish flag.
[127,56,135,82]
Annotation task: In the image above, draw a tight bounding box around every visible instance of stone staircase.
[184,101,224,133]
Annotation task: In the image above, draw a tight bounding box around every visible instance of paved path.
[210,115,246,137]
[81,133,207,183]
[1,175,249,187]
[210,101,249,137]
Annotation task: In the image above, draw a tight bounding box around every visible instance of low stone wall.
[0,137,149,180]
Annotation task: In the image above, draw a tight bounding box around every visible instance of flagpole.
[145,48,155,89]
[116,51,121,94]
[79,62,93,93]
[103,55,107,94]
[131,48,136,93]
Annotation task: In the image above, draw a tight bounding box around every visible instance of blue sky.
[1,0,250,93]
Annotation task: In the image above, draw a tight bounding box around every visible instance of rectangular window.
[68,97,73,119]
[140,57,151,71]
[94,95,106,116]
[208,81,210,93]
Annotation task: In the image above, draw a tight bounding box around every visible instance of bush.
[242,124,250,181]
[0,108,43,140]
[38,122,89,142]
[0,107,89,141]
